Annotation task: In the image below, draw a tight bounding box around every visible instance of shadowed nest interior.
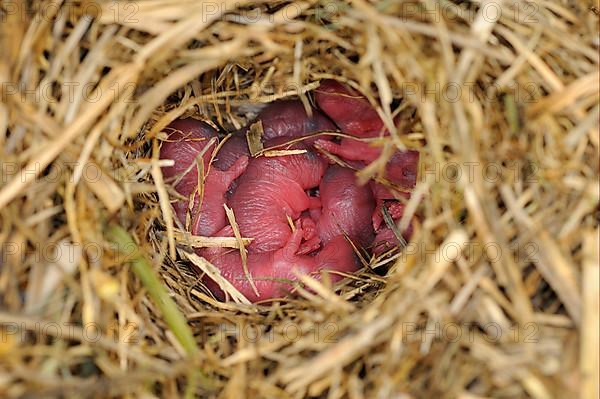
[0,0,598,398]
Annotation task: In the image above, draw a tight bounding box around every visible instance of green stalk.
[503,93,520,136]
[105,225,209,396]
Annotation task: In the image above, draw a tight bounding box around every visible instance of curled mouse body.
[251,99,336,143]
[314,80,420,189]
[159,118,248,236]
[200,225,359,302]
[315,139,420,189]
[315,166,375,247]
[228,146,327,253]
[159,118,217,227]
[315,80,386,136]
[161,80,420,302]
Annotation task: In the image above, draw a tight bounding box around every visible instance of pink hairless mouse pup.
[160,83,419,302]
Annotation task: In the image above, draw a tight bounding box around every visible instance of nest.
[0,1,598,397]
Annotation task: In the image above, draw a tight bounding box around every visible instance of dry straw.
[0,0,598,398]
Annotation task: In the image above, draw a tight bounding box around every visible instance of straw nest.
[0,1,598,398]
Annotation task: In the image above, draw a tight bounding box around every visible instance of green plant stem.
[105,225,208,396]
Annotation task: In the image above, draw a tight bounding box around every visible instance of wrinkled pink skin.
[201,226,358,302]
[372,198,405,231]
[162,83,421,302]
[315,140,420,189]
[315,80,386,136]
[217,100,335,170]
[214,99,335,194]
[191,157,248,236]
[313,80,419,256]
[229,148,327,253]
[159,119,216,227]
[159,118,248,236]
[316,166,375,247]
[214,135,250,171]
[212,135,251,197]
[252,99,336,144]
[314,79,420,189]
[316,139,380,162]
[159,119,216,194]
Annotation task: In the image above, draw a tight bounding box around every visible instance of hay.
[0,0,598,397]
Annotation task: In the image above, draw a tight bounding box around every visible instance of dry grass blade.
[151,159,177,259]
[83,161,126,214]
[293,272,355,313]
[182,250,251,305]
[246,120,264,156]
[279,299,407,392]
[172,230,252,248]
[105,225,199,356]
[581,230,599,399]
[0,66,140,209]
[500,185,582,325]
[223,204,259,298]
[263,149,308,157]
